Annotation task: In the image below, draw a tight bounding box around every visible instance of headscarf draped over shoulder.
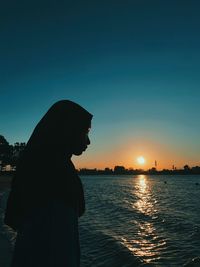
[4,100,93,231]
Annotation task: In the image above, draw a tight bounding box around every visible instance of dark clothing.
[4,157,85,231]
[11,200,80,267]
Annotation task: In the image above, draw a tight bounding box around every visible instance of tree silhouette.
[184,164,190,171]
[0,135,12,168]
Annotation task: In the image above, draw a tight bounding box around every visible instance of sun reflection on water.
[138,175,147,192]
[133,175,158,216]
[120,175,165,263]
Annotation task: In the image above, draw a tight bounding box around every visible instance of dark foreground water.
[1,175,200,266]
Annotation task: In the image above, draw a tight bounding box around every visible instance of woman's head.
[26,100,93,157]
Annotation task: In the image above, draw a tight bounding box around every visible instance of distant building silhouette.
[114,166,126,174]
[155,160,157,168]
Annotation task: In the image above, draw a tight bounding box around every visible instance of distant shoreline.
[78,171,200,175]
[1,171,200,191]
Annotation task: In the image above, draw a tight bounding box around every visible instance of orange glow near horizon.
[72,137,199,171]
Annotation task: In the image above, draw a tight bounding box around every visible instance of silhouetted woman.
[4,100,92,267]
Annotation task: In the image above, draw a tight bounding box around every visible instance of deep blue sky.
[1,1,200,169]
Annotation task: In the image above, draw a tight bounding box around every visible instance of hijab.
[4,100,93,231]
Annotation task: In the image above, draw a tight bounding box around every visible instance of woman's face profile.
[71,127,91,156]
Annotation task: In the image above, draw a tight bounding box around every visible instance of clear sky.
[1,1,200,170]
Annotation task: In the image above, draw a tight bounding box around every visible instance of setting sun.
[137,156,146,165]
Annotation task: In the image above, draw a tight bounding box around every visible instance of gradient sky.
[1,1,200,170]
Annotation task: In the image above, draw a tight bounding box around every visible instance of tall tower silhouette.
[155,160,157,168]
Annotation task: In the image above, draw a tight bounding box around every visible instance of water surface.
[1,175,200,266]
[79,175,200,266]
